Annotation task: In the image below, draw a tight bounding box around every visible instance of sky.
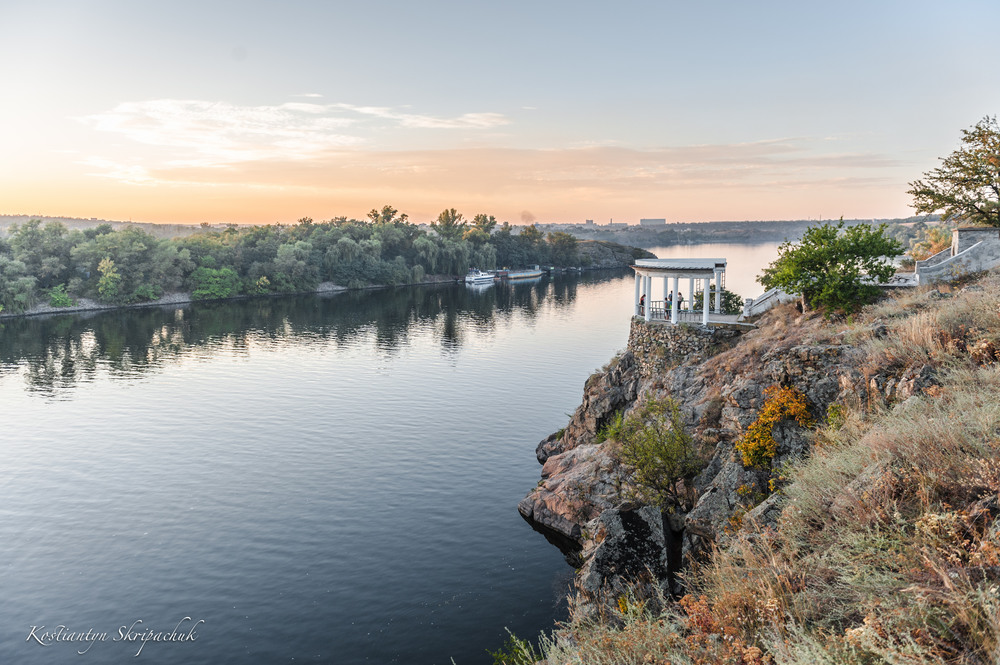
[2,1,999,226]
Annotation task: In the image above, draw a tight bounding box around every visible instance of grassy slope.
[535,272,1000,665]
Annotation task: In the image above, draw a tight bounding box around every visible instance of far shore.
[0,278,457,320]
[0,269,625,321]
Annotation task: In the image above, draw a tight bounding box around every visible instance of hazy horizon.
[0,212,924,229]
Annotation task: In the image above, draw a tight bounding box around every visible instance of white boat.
[505,265,544,280]
[464,269,494,284]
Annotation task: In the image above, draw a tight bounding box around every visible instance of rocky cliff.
[519,304,941,601]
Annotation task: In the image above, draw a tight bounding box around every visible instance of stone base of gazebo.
[627,318,746,375]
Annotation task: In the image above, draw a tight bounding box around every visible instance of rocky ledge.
[519,309,941,602]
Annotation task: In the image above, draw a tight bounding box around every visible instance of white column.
[662,276,669,319]
[643,275,651,322]
[671,276,679,324]
[634,272,641,316]
[702,278,710,325]
[715,270,723,313]
[688,277,694,311]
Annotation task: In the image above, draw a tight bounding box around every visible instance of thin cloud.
[80,157,155,185]
[331,103,509,129]
[79,99,512,179]
[81,99,362,168]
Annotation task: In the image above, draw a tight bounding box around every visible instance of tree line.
[0,206,581,313]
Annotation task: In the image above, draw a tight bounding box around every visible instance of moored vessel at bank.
[464,269,495,284]
[504,265,543,280]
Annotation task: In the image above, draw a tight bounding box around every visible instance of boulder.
[518,444,622,542]
[577,506,671,598]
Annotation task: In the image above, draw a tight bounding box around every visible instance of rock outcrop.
[519,310,943,600]
[576,506,672,599]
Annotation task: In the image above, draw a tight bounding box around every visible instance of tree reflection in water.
[0,272,624,396]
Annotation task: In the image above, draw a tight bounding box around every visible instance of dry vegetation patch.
[536,271,1000,665]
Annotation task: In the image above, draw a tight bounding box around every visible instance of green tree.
[471,213,498,234]
[519,224,543,244]
[189,266,241,300]
[462,227,491,245]
[615,398,704,510]
[9,220,74,289]
[909,224,953,261]
[367,204,409,226]
[47,283,75,307]
[97,257,122,301]
[546,231,578,266]
[908,115,1000,227]
[412,235,440,273]
[758,221,902,313]
[691,285,743,314]
[0,254,37,313]
[431,208,466,241]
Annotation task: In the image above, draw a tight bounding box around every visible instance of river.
[0,243,780,664]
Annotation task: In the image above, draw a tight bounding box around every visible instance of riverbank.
[520,271,1000,664]
[0,263,643,321]
[0,277,459,320]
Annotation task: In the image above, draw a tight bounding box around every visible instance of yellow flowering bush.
[736,386,813,469]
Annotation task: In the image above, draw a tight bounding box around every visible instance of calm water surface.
[0,245,776,664]
[647,242,781,300]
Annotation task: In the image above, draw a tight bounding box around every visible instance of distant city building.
[584,219,594,225]
[639,218,667,227]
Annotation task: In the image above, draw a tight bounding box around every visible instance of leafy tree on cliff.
[758,220,902,313]
[614,398,704,510]
[908,115,1000,227]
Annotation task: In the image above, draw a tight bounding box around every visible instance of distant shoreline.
[0,270,630,321]
[0,278,447,321]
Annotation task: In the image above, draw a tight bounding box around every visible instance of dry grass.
[702,304,842,383]
[537,270,1000,665]
[669,366,1000,665]
[859,274,1000,371]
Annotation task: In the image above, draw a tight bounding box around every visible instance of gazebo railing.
[643,301,702,322]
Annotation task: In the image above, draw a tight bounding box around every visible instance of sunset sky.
[2,1,999,226]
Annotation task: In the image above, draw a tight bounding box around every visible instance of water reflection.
[0,271,624,396]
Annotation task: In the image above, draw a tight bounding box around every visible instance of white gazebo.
[632,258,727,325]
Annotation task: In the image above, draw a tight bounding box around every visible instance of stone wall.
[627,317,740,376]
[918,227,1000,283]
[953,227,1000,255]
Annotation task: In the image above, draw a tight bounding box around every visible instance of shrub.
[736,385,814,469]
[596,410,624,443]
[190,266,241,300]
[691,285,744,314]
[131,283,162,302]
[47,283,75,307]
[96,256,121,302]
[251,275,271,294]
[488,630,538,665]
[615,398,704,509]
